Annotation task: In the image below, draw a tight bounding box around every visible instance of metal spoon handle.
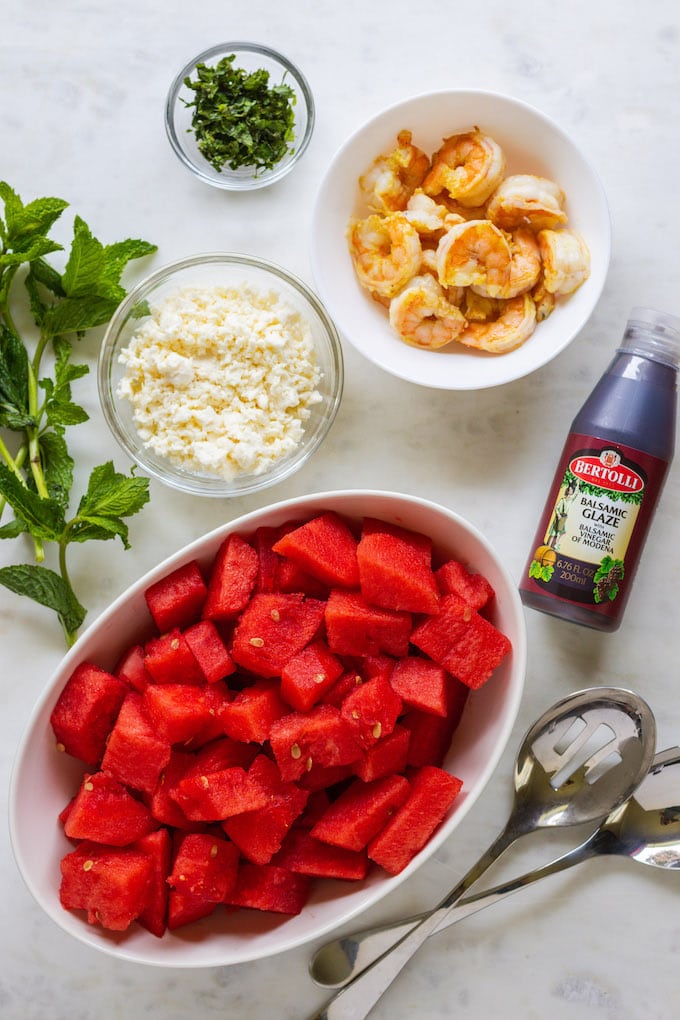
[311,829,610,989]
[309,824,517,1020]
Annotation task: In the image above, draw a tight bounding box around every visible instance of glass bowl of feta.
[98,253,343,496]
[165,42,315,190]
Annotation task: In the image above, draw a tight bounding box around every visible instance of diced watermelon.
[353,724,411,782]
[63,771,157,846]
[227,863,310,915]
[219,678,289,743]
[144,560,208,633]
[367,765,463,874]
[101,692,172,795]
[274,559,329,599]
[50,662,127,766]
[311,774,410,852]
[202,532,259,620]
[167,832,239,903]
[182,735,258,777]
[436,559,495,610]
[272,512,360,588]
[170,765,269,821]
[184,619,236,683]
[142,681,230,746]
[115,643,153,692]
[230,593,325,678]
[325,590,412,658]
[280,639,344,712]
[149,750,198,830]
[269,705,364,782]
[295,789,331,829]
[167,886,218,930]
[60,841,153,931]
[223,755,309,864]
[297,761,356,792]
[340,675,403,749]
[411,593,511,689]
[273,829,369,880]
[402,677,469,768]
[253,526,281,593]
[144,628,204,686]
[389,656,449,717]
[357,520,440,614]
[136,827,172,938]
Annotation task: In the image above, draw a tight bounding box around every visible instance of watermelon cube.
[184,619,236,683]
[219,679,288,743]
[115,643,153,692]
[410,593,511,689]
[227,863,310,914]
[63,771,157,846]
[144,559,207,633]
[340,675,403,749]
[144,628,204,686]
[202,532,259,620]
[170,765,269,821]
[269,705,363,782]
[403,677,469,768]
[436,559,495,610]
[230,593,325,678]
[223,755,309,864]
[357,520,440,614]
[253,526,281,593]
[353,724,411,782]
[167,832,239,903]
[273,829,369,881]
[367,765,463,874]
[311,774,410,852]
[272,511,360,589]
[60,841,152,931]
[101,692,172,794]
[325,590,412,658]
[167,886,219,930]
[297,761,356,792]
[149,750,198,830]
[142,681,230,746]
[136,827,172,938]
[50,662,127,766]
[280,639,344,712]
[183,735,258,777]
[389,656,449,717]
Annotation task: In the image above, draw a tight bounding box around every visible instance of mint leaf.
[0,183,68,251]
[67,513,131,545]
[71,462,150,549]
[42,294,121,336]
[0,463,65,540]
[0,563,86,635]
[61,216,124,301]
[0,325,32,429]
[0,518,28,539]
[105,238,158,277]
[38,430,74,507]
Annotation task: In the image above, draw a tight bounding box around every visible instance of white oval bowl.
[311,90,611,390]
[9,489,526,967]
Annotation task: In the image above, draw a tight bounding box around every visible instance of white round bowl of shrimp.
[310,90,610,390]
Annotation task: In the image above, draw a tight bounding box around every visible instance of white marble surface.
[2,1,680,1017]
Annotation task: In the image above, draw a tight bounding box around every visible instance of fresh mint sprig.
[0,182,156,645]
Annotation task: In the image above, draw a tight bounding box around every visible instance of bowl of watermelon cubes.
[10,489,526,967]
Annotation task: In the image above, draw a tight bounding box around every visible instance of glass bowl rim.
[164,41,316,190]
[97,251,344,497]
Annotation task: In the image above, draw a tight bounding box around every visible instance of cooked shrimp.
[359,130,431,214]
[423,130,506,207]
[389,274,466,350]
[348,213,422,299]
[537,229,591,295]
[458,293,537,354]
[404,189,449,235]
[474,227,541,300]
[487,174,568,231]
[462,289,500,322]
[436,219,511,297]
[532,277,555,322]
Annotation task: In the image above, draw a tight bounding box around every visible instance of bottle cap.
[619,307,680,369]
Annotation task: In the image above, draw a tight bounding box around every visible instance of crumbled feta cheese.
[116,284,323,480]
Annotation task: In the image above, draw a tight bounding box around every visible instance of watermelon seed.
[290,743,302,759]
[314,673,326,684]
[463,608,473,622]
[200,775,210,788]
[351,710,359,720]
[55,742,65,752]
[210,845,218,858]
[83,860,94,871]
[249,637,265,647]
[372,722,382,739]
[84,781,94,792]
[306,757,313,771]
[270,609,281,621]
[171,638,180,650]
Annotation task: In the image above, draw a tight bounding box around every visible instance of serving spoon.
[310,745,680,988]
[308,686,656,1020]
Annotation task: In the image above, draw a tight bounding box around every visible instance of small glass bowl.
[98,253,343,497]
[165,42,315,190]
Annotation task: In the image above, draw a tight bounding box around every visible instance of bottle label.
[522,434,668,619]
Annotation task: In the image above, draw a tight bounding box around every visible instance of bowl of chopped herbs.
[165,42,315,189]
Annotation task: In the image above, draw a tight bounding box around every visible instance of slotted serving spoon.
[310,745,680,988]
[308,686,656,1020]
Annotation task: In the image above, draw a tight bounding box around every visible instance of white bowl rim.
[9,488,526,967]
[310,87,612,391]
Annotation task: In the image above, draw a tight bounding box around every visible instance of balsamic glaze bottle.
[520,307,679,631]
